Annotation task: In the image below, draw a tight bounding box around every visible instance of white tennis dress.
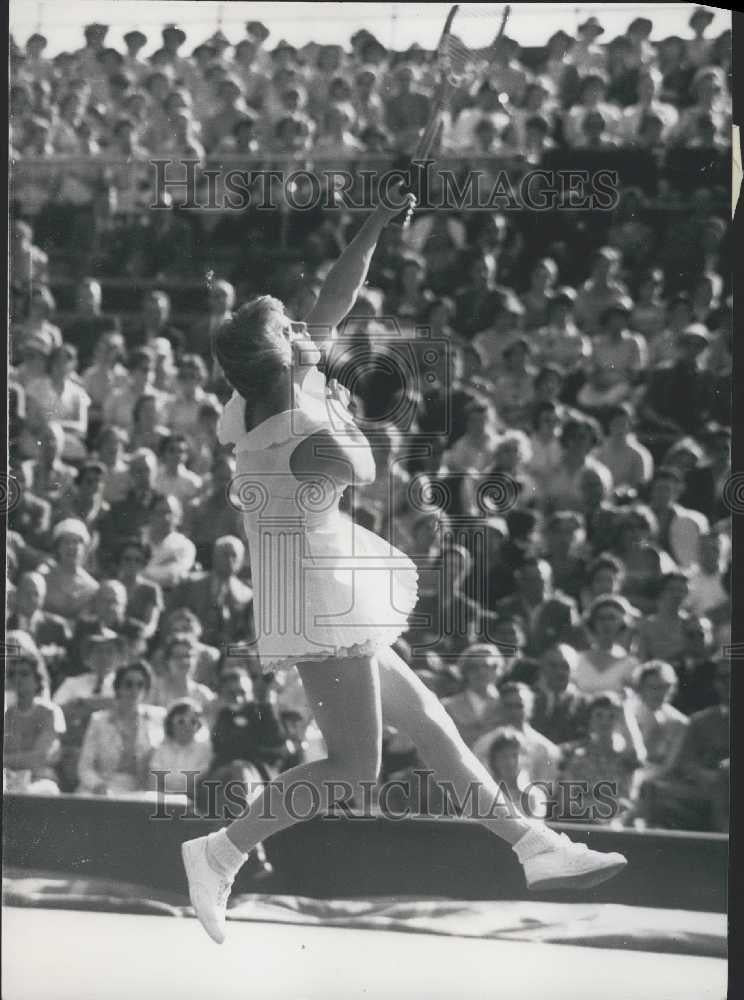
[218,381,419,671]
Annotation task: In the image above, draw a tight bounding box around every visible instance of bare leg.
[376,646,531,845]
[226,655,382,854]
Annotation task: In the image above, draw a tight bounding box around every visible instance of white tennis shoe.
[517,827,627,891]
[182,836,234,944]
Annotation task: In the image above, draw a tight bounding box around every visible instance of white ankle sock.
[206,829,248,878]
[511,823,560,863]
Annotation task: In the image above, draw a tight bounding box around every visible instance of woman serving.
[182,185,627,944]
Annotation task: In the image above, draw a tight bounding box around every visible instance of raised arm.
[305,184,414,337]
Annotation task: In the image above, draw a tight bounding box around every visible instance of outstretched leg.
[182,654,382,943]
[376,646,627,887]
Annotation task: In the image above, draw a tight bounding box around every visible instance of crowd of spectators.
[6,9,731,837]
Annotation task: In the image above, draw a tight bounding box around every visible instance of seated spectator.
[639,325,716,441]
[635,571,698,664]
[314,104,364,157]
[141,494,196,590]
[596,403,653,491]
[474,681,561,786]
[407,543,482,658]
[567,17,606,75]
[170,535,254,648]
[98,448,165,572]
[670,616,720,716]
[480,726,549,819]
[131,392,171,454]
[69,577,128,661]
[154,433,203,504]
[208,663,287,790]
[535,287,590,371]
[647,466,709,570]
[683,424,731,524]
[579,553,625,613]
[445,81,510,152]
[103,348,165,433]
[165,355,220,444]
[640,659,729,831]
[6,571,71,663]
[13,326,55,388]
[202,77,258,152]
[115,538,163,637]
[93,425,131,504]
[441,398,501,474]
[188,279,235,364]
[574,246,628,331]
[543,416,613,513]
[574,594,640,694]
[686,530,730,628]
[62,277,119,370]
[672,66,730,146]
[82,332,129,418]
[186,453,244,567]
[441,643,506,748]
[128,290,186,356]
[384,65,429,151]
[10,220,48,291]
[15,285,63,355]
[352,68,385,133]
[614,503,676,613]
[577,466,624,556]
[25,344,91,462]
[542,510,587,600]
[621,67,679,142]
[489,338,537,428]
[42,519,100,621]
[577,299,648,411]
[149,698,213,799]
[558,692,641,824]
[631,268,666,340]
[495,557,582,657]
[4,632,64,795]
[528,402,562,493]
[52,461,110,554]
[628,660,689,796]
[150,634,217,713]
[532,643,590,745]
[77,660,165,795]
[563,72,622,147]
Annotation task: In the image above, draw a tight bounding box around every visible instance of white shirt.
[142,532,197,588]
[53,672,116,705]
[574,647,639,695]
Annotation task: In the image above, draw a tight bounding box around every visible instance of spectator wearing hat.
[568,16,606,74]
[596,403,653,491]
[53,624,119,709]
[574,246,629,332]
[577,298,648,411]
[73,23,109,80]
[687,7,716,68]
[625,17,655,69]
[647,467,709,571]
[487,33,529,105]
[123,30,148,81]
[25,32,53,81]
[77,660,165,795]
[21,421,76,506]
[4,632,65,795]
[115,538,163,638]
[13,325,55,387]
[43,518,100,621]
